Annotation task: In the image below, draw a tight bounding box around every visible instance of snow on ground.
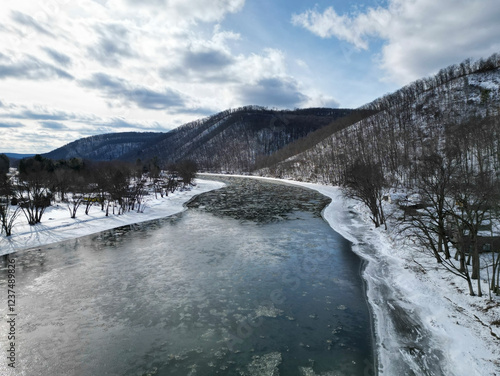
[2,173,499,375]
[202,173,500,376]
[0,179,225,256]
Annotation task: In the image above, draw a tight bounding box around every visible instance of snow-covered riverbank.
[0,179,225,256]
[315,188,499,376]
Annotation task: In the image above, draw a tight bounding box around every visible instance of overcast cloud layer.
[0,0,499,153]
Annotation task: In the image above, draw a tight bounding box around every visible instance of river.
[0,177,375,375]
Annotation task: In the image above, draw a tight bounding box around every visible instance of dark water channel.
[0,177,375,376]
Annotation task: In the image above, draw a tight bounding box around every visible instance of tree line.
[0,154,197,237]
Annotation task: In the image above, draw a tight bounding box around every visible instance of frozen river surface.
[0,178,374,375]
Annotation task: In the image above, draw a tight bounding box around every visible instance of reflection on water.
[0,184,374,376]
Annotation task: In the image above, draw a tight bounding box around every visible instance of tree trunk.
[85,201,92,215]
[433,246,442,263]
[471,240,480,280]
[443,237,451,259]
[496,257,500,294]
[490,253,496,293]
[466,275,476,296]
[472,242,482,296]
[459,248,467,273]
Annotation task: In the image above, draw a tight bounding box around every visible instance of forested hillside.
[43,53,500,190]
[259,53,500,186]
[126,106,355,172]
[44,107,356,172]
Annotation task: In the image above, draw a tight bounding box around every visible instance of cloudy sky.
[1,0,499,154]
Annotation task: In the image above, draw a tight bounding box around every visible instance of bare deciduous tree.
[16,156,53,225]
[342,160,387,229]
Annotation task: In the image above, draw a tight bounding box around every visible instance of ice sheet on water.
[299,367,315,376]
[247,352,282,376]
[299,367,345,376]
[255,303,283,318]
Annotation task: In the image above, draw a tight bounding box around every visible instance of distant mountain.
[1,153,36,160]
[43,132,165,161]
[43,107,359,172]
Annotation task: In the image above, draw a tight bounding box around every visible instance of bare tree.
[147,157,162,198]
[447,170,500,297]
[437,213,477,296]
[16,156,53,225]
[107,163,132,215]
[66,171,87,219]
[342,160,387,229]
[0,201,20,237]
[176,160,198,187]
[0,173,20,237]
[129,178,147,213]
[165,170,179,195]
[406,154,455,262]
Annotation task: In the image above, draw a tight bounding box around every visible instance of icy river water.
[0,177,375,376]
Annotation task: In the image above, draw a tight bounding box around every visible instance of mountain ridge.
[42,107,358,172]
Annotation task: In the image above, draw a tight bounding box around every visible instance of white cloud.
[235,49,288,83]
[117,0,245,24]
[292,0,500,84]
[0,0,335,153]
[0,54,73,80]
[292,6,389,50]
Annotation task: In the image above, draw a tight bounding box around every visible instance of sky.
[1,0,499,154]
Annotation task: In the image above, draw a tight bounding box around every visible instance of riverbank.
[0,179,225,256]
[1,174,498,375]
[304,185,499,376]
[201,173,499,376]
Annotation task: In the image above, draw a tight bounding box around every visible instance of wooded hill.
[124,106,357,172]
[259,53,500,186]
[43,107,356,172]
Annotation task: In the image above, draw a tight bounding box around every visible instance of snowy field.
[0,179,225,256]
[2,174,499,375]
